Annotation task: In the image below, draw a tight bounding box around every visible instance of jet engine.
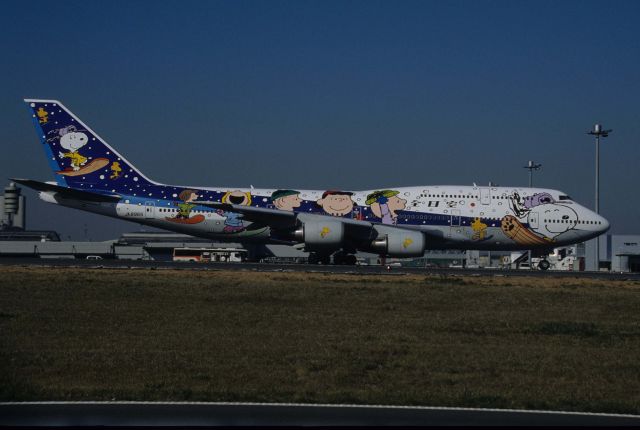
[293,220,345,251]
[369,229,425,257]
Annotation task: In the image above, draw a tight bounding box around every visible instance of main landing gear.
[333,252,357,266]
[307,252,331,265]
[308,251,358,265]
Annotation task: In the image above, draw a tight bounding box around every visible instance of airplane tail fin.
[24,99,155,192]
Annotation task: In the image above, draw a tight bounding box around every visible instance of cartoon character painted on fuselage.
[510,191,555,218]
[316,190,355,217]
[532,204,578,240]
[365,190,407,225]
[471,217,488,241]
[271,189,302,212]
[218,190,252,232]
[57,126,89,171]
[508,191,577,241]
[176,189,198,219]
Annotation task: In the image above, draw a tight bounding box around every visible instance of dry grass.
[1,266,639,414]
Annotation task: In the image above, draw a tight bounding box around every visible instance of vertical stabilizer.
[24,99,155,192]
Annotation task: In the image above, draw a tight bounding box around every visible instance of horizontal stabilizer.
[11,178,121,202]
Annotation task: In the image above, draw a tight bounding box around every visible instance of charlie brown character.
[271,189,302,212]
[316,190,355,217]
[365,190,407,225]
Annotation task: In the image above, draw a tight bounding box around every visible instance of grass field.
[1,266,639,414]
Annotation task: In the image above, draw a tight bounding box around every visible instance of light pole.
[523,161,542,269]
[587,124,611,271]
[524,161,542,188]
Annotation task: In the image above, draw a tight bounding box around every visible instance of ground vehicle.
[172,247,247,263]
[511,247,578,271]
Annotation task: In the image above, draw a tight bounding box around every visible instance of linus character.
[316,190,355,217]
[365,190,407,225]
[271,189,302,212]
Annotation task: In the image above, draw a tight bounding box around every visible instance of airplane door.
[451,209,461,226]
[480,188,491,205]
[528,211,539,229]
[448,209,461,238]
[144,201,155,219]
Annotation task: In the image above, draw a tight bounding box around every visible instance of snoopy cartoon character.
[531,204,578,240]
[57,126,89,171]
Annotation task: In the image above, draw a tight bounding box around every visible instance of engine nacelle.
[370,229,425,257]
[295,220,345,251]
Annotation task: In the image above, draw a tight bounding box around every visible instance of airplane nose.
[599,215,610,233]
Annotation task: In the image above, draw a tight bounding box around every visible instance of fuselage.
[42,183,609,251]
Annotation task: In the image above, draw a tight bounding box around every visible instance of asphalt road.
[0,257,638,280]
[1,402,639,426]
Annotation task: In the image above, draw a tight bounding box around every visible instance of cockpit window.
[558,195,572,201]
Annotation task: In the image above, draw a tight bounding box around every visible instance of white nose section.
[599,215,610,233]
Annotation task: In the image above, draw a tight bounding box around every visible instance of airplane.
[16,99,610,268]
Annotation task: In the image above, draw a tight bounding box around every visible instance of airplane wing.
[195,201,298,229]
[11,178,121,203]
[194,201,436,257]
[195,201,377,238]
[193,200,433,241]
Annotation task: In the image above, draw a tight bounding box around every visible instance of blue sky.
[1,0,639,239]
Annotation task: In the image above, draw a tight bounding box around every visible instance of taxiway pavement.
[0,257,638,280]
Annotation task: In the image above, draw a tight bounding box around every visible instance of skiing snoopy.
[56,126,89,171]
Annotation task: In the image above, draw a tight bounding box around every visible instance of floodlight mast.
[587,124,612,271]
[523,160,542,188]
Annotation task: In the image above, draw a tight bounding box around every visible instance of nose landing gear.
[538,259,550,271]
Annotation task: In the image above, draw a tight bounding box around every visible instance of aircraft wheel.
[538,259,550,271]
[344,254,357,265]
[333,252,346,265]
